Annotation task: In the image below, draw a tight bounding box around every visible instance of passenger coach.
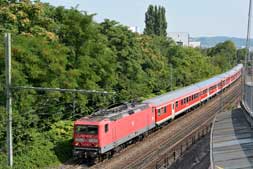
[144,64,242,125]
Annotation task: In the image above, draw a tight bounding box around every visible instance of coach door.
[172,103,175,119]
[112,122,116,143]
[151,107,155,123]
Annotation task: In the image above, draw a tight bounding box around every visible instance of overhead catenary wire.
[11,86,116,95]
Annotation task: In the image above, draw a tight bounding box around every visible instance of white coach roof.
[143,64,243,106]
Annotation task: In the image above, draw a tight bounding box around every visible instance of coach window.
[186,97,189,103]
[181,100,183,105]
[105,124,109,133]
[164,106,167,113]
[161,107,164,114]
[176,101,178,108]
[158,109,161,116]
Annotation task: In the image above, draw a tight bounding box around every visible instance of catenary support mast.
[5,33,13,167]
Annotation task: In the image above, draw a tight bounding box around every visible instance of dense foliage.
[0,1,239,168]
[144,5,167,37]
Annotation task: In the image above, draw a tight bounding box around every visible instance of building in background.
[189,41,201,48]
[168,32,189,46]
[128,26,140,33]
[168,32,201,48]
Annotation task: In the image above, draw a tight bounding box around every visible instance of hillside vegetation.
[0,1,238,168]
[192,36,252,48]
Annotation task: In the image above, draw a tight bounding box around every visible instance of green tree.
[144,5,155,35]
[144,5,167,37]
[237,48,248,63]
[207,40,237,70]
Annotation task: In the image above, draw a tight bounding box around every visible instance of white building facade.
[189,41,201,48]
[128,26,140,34]
[168,32,201,48]
[168,32,189,46]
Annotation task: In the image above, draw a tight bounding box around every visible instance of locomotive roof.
[143,64,242,106]
[82,102,149,122]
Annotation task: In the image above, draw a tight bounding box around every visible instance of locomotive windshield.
[75,125,98,135]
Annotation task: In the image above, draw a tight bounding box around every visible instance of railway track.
[59,158,86,169]
[61,80,242,169]
[120,82,241,169]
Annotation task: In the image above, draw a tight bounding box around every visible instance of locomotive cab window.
[75,125,98,135]
[105,124,109,133]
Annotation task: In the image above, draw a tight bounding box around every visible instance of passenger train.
[72,64,243,159]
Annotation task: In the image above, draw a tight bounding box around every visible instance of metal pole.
[249,0,253,109]
[246,0,252,62]
[5,33,13,167]
[245,0,252,101]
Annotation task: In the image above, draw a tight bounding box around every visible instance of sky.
[41,0,250,38]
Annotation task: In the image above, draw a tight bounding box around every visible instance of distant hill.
[192,36,253,48]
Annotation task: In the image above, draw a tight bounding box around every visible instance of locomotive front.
[73,119,101,158]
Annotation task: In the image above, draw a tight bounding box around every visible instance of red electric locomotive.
[73,102,155,158]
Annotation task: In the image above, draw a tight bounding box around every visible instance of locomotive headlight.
[88,138,98,143]
[75,138,84,143]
